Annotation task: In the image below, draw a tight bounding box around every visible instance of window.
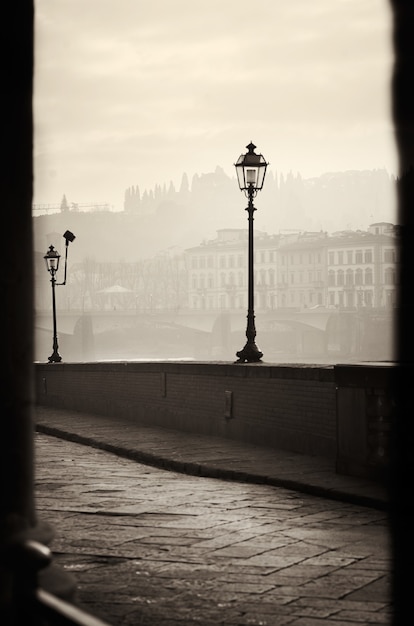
[337,270,344,286]
[364,249,373,263]
[328,270,335,286]
[347,251,353,264]
[384,268,395,285]
[337,251,344,264]
[346,290,354,308]
[191,257,198,269]
[208,274,214,288]
[346,269,353,286]
[207,256,214,268]
[365,290,373,306]
[355,268,363,285]
[219,256,226,268]
[329,252,334,265]
[238,254,243,267]
[365,268,373,285]
[355,250,363,263]
[384,249,395,262]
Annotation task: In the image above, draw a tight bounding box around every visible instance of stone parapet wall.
[35,362,337,458]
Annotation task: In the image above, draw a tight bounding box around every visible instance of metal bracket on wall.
[224,390,233,419]
[160,372,167,397]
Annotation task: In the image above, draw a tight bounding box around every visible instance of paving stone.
[34,431,391,626]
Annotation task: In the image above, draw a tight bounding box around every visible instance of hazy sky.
[34,0,397,209]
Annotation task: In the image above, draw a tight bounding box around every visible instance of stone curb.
[35,424,388,512]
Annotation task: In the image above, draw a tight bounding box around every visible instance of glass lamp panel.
[235,144,268,191]
[256,162,267,189]
[235,156,247,189]
[44,246,60,273]
[246,169,257,184]
[48,258,58,271]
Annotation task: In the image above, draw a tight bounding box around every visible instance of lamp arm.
[56,241,69,286]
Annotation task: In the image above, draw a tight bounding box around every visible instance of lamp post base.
[235,342,263,363]
[48,352,62,363]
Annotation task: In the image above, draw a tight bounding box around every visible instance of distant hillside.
[33,168,397,263]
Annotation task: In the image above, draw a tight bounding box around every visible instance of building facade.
[326,223,398,309]
[185,223,399,313]
[186,229,281,311]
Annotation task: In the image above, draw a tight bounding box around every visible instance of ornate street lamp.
[44,230,76,363]
[234,142,268,363]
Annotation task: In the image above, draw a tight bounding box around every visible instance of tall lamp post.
[234,142,268,363]
[44,230,76,363]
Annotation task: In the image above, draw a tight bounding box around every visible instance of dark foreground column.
[1,0,37,593]
[1,4,75,624]
[389,2,414,624]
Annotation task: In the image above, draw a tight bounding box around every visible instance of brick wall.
[35,362,337,458]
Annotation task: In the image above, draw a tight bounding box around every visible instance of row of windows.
[280,253,322,265]
[191,270,277,290]
[328,249,396,264]
[190,251,277,269]
[190,247,396,270]
[329,290,374,307]
[328,268,396,286]
[191,287,396,310]
[190,266,396,290]
[329,250,373,264]
[279,271,323,285]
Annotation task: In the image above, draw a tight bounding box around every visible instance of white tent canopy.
[97,284,133,294]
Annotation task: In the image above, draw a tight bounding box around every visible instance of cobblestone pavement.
[34,433,392,626]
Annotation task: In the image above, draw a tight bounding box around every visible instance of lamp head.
[234,142,268,196]
[63,230,76,243]
[44,245,61,274]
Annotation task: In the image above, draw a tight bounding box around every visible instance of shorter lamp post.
[234,142,268,363]
[44,230,76,363]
